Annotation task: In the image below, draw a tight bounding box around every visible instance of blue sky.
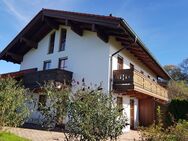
[0,0,188,73]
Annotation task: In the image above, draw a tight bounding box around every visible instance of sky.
[0,0,188,73]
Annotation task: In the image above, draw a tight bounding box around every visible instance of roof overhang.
[0,9,171,80]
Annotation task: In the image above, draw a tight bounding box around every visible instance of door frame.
[130,98,135,129]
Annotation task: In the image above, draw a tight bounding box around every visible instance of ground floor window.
[117,97,123,113]
[38,95,47,110]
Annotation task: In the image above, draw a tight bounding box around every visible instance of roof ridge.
[42,8,121,20]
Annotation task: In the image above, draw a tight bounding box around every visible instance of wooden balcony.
[113,69,168,101]
[23,69,73,89]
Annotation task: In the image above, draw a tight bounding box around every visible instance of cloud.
[2,0,29,23]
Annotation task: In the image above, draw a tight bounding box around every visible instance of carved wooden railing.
[23,69,73,89]
[113,69,168,100]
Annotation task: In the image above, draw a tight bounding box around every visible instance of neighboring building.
[0,9,170,132]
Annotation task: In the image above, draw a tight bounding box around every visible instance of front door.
[130,99,134,129]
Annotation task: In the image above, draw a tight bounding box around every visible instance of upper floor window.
[148,75,151,79]
[48,32,55,54]
[59,28,67,51]
[117,55,123,70]
[58,57,68,69]
[43,60,51,70]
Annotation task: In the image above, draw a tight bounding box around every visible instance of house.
[0,9,170,132]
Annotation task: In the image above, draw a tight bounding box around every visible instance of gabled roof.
[0,9,170,80]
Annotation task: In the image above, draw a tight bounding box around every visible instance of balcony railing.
[113,69,168,101]
[23,69,73,89]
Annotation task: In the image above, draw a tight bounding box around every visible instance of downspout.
[109,36,137,94]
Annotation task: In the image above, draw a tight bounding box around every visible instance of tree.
[0,77,30,129]
[168,80,188,100]
[164,65,185,81]
[180,58,188,82]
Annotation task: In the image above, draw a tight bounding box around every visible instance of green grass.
[0,132,30,141]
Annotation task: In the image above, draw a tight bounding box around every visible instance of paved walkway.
[4,127,141,141]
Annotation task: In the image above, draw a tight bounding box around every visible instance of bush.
[38,82,70,128]
[140,107,188,141]
[168,99,188,121]
[39,82,128,141]
[0,78,30,129]
[65,89,127,141]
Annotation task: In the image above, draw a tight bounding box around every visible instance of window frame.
[58,57,68,69]
[117,55,124,70]
[117,97,123,114]
[38,94,47,111]
[48,32,56,54]
[59,28,67,52]
[43,60,51,70]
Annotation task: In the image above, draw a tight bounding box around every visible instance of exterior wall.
[21,26,110,91]
[109,37,157,81]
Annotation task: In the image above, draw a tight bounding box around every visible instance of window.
[38,95,47,110]
[148,75,151,79]
[117,55,123,70]
[48,32,55,54]
[58,57,67,69]
[43,60,51,70]
[117,97,123,113]
[59,28,67,51]
[130,63,134,70]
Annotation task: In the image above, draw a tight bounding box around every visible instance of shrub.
[140,107,188,141]
[37,82,70,128]
[168,99,188,121]
[39,82,128,141]
[0,77,30,129]
[65,89,127,141]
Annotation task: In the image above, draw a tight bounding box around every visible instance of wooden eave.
[0,8,170,80]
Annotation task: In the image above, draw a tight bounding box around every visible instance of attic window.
[48,32,55,54]
[59,28,67,51]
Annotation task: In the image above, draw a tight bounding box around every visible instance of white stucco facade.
[20,25,158,131]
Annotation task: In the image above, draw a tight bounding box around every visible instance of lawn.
[0,132,30,141]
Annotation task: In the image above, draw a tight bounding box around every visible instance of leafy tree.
[164,65,185,81]
[180,58,188,82]
[0,77,30,129]
[168,80,188,100]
